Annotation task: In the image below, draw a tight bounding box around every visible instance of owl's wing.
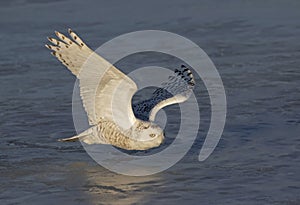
[46,29,137,129]
[133,65,195,121]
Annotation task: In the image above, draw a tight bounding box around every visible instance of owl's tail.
[58,125,108,145]
[58,127,93,142]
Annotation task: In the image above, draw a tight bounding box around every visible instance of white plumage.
[46,29,195,150]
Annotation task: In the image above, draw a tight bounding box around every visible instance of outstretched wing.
[46,29,137,129]
[133,65,195,121]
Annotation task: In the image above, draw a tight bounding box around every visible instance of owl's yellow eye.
[149,134,156,138]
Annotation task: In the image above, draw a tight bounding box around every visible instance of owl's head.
[130,120,164,150]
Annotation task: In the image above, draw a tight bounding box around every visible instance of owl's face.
[131,120,165,149]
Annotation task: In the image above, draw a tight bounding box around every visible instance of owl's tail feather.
[58,126,108,144]
[58,135,81,142]
[58,127,93,142]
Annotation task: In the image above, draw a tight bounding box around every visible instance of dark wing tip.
[177,64,195,87]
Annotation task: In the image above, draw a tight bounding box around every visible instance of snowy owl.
[45,29,195,150]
